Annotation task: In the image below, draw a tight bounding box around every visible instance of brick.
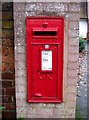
[0,48,2,56]
[2,39,14,47]
[0,3,2,12]
[66,86,77,93]
[15,69,26,77]
[29,103,47,108]
[3,95,13,103]
[15,61,26,70]
[14,19,25,30]
[16,93,26,100]
[44,3,68,12]
[15,53,26,62]
[68,54,79,62]
[16,100,27,107]
[46,104,54,108]
[37,3,45,12]
[14,27,25,38]
[0,21,2,28]
[2,3,13,12]
[28,108,36,115]
[14,12,25,21]
[28,114,52,118]
[2,55,14,64]
[8,63,15,73]
[36,108,53,116]
[69,3,80,12]
[0,81,2,86]
[12,96,16,103]
[68,45,79,54]
[0,88,3,96]
[25,11,37,17]
[0,96,2,103]
[55,3,68,12]
[67,69,78,78]
[0,12,2,21]
[65,113,75,118]
[14,2,25,12]
[2,12,13,20]
[65,101,76,109]
[55,103,64,109]
[65,108,75,115]
[69,21,79,30]
[6,88,15,96]
[52,114,65,118]
[2,56,8,63]
[15,37,25,46]
[0,53,1,62]
[15,77,26,85]
[2,63,8,72]
[1,87,5,96]
[0,39,2,45]
[68,62,78,70]
[2,73,14,79]
[7,55,14,64]
[67,78,77,86]
[26,3,38,12]
[17,112,27,118]
[16,85,26,93]
[2,111,16,119]
[2,81,12,88]
[2,30,14,39]
[8,46,14,54]
[54,108,64,115]
[15,45,26,54]
[17,106,26,113]
[0,92,2,98]
[6,103,15,110]
[69,30,79,38]
[0,30,2,38]
[69,38,79,46]
[0,63,2,71]
[2,21,14,29]
[66,13,80,21]
[0,48,2,54]
[2,47,8,56]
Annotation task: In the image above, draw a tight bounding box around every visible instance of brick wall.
[0,2,2,119]
[2,2,16,119]
[14,2,80,118]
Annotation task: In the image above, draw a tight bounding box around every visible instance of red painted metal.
[26,17,64,103]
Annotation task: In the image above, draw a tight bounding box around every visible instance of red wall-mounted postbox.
[26,17,64,103]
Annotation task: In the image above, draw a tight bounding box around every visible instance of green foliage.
[75,105,84,120]
[75,112,84,120]
[0,106,5,110]
[79,37,85,52]
[18,116,25,120]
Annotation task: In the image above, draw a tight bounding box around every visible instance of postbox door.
[31,45,58,99]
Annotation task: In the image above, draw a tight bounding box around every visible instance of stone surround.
[14,2,80,118]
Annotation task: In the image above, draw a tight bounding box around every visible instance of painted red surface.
[26,17,64,102]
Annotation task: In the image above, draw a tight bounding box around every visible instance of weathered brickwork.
[14,2,80,118]
[0,2,2,119]
[2,2,16,119]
